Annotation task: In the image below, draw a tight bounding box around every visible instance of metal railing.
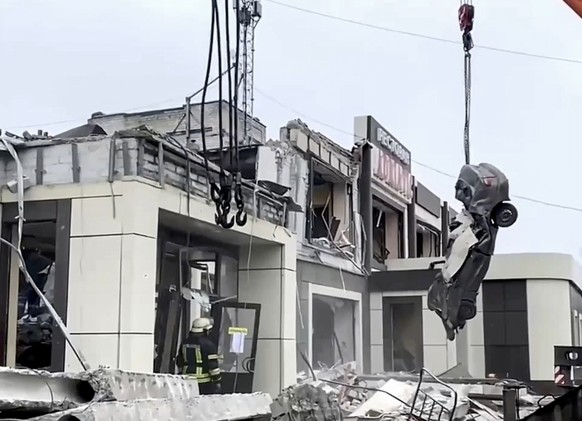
[409,368,459,421]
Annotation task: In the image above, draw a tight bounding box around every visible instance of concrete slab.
[23,393,273,421]
[82,368,200,401]
[0,367,199,416]
[0,367,91,413]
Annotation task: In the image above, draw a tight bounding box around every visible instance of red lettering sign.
[372,149,413,200]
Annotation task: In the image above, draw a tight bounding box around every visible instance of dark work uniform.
[176,332,222,394]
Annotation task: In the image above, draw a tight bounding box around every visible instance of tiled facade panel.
[482,279,530,380]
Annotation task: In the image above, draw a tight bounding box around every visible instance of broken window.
[306,159,352,249]
[416,222,441,257]
[15,222,57,370]
[372,207,388,264]
[311,295,356,369]
[372,197,404,265]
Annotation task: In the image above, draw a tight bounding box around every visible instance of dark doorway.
[312,296,335,367]
[382,296,423,372]
[0,200,71,372]
[154,225,239,374]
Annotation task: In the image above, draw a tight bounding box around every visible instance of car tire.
[492,202,518,228]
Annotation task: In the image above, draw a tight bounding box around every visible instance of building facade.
[0,132,297,397]
[369,253,582,391]
[276,120,368,374]
[0,107,466,396]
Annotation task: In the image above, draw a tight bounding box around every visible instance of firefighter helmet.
[191,317,213,333]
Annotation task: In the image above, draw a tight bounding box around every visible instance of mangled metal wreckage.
[428,163,518,340]
[271,363,560,421]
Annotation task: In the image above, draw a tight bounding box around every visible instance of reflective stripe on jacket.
[176,333,221,384]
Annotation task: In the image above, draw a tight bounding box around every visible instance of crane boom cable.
[463,49,472,165]
[225,0,235,168]
[459,0,475,165]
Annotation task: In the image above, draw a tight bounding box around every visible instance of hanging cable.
[459,0,474,165]
[234,0,248,227]
[201,0,223,225]
[225,0,235,170]
[213,0,237,229]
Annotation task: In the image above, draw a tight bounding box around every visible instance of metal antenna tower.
[238,0,262,144]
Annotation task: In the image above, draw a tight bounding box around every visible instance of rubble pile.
[270,381,343,421]
[0,367,272,420]
[285,364,562,421]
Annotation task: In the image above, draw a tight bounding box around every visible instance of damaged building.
[0,126,298,398]
[0,105,459,395]
[3,102,579,421]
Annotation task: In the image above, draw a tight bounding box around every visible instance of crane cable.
[459,0,475,165]
[233,0,248,227]
[201,0,247,229]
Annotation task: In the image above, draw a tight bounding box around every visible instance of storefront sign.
[376,126,411,166]
[372,148,413,200]
[356,115,413,200]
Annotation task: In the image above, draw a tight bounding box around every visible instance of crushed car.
[427,163,518,340]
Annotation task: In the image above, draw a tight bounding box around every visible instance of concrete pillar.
[407,177,417,258]
[65,184,158,373]
[359,143,373,273]
[238,242,297,397]
[441,201,449,255]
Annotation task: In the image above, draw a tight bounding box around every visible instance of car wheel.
[492,202,518,228]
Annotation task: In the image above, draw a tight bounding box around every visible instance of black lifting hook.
[218,195,235,229]
[236,205,247,227]
[234,175,247,227]
[218,211,235,229]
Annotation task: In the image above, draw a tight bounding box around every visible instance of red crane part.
[564,0,582,18]
[458,4,475,33]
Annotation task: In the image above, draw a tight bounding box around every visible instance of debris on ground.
[0,366,272,420]
[277,363,562,421]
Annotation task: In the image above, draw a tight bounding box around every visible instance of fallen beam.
[81,368,200,401]
[23,393,273,421]
[0,367,199,417]
[0,367,93,414]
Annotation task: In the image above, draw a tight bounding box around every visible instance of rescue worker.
[176,317,222,394]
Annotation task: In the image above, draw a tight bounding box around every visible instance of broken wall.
[274,122,363,274]
[89,101,267,148]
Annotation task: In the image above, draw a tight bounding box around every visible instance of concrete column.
[369,292,384,373]
[441,201,449,255]
[359,143,373,273]
[407,178,417,258]
[65,184,158,373]
[238,242,297,397]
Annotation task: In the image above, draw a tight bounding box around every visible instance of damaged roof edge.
[89,99,266,128]
[284,118,355,160]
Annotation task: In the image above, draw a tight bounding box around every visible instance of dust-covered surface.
[17,393,273,421]
[0,367,273,420]
[275,363,560,421]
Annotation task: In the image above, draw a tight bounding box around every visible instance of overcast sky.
[1,0,582,256]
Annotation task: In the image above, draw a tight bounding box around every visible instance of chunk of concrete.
[24,393,273,421]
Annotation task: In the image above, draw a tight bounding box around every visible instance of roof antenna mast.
[237,0,262,145]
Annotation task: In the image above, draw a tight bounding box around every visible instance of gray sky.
[2,0,582,256]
